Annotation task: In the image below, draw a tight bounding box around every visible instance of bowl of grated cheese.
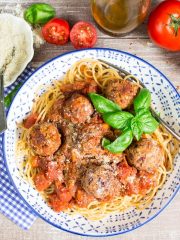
[0,13,34,87]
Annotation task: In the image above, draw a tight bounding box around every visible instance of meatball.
[76,123,124,165]
[29,123,61,156]
[77,123,111,154]
[81,165,121,200]
[62,93,94,124]
[104,79,139,109]
[126,138,164,172]
[46,99,64,123]
[60,78,98,96]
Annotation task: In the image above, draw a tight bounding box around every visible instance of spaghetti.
[17,59,178,220]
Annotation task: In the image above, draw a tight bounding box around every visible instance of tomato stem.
[169,14,180,36]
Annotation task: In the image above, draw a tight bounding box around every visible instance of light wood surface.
[0,194,180,240]
[0,0,180,239]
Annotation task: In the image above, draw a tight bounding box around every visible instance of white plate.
[3,48,180,237]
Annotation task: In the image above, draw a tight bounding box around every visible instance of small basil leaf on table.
[134,88,151,113]
[88,93,121,114]
[102,138,111,147]
[104,129,133,153]
[4,83,23,108]
[130,117,143,141]
[136,109,159,134]
[4,96,11,108]
[24,3,56,25]
[103,111,134,129]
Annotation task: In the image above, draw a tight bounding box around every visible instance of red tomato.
[58,189,73,203]
[138,171,157,194]
[70,21,97,49]
[117,161,137,184]
[42,18,70,45]
[49,194,69,212]
[33,172,52,191]
[23,113,38,129]
[75,188,94,208]
[126,180,140,196]
[55,180,73,202]
[148,0,180,51]
[31,156,39,168]
[45,161,59,181]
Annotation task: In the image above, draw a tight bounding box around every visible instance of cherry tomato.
[148,0,180,51]
[42,18,70,45]
[70,21,97,49]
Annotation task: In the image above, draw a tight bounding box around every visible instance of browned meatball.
[62,93,94,124]
[60,78,98,96]
[126,138,164,172]
[29,123,61,156]
[46,99,64,123]
[75,123,125,165]
[81,165,121,200]
[77,123,111,153]
[104,79,139,109]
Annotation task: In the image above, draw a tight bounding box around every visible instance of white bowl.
[0,14,34,87]
[3,48,180,237]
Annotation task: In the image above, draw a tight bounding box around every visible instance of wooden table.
[0,0,179,239]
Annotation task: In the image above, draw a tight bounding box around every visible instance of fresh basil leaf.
[136,108,152,118]
[104,129,133,153]
[24,3,55,25]
[102,138,111,147]
[135,109,159,134]
[4,82,23,108]
[103,111,133,129]
[134,88,151,113]
[88,93,121,114]
[131,117,143,141]
[139,116,159,134]
[4,96,11,108]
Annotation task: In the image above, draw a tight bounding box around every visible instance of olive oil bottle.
[91,0,151,35]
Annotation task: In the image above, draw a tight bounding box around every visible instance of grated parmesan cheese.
[0,13,34,86]
[0,4,45,48]
[0,33,27,85]
[0,3,45,86]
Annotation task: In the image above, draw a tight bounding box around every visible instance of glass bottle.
[91,0,151,35]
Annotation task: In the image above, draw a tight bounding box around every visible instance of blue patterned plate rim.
[2,48,180,237]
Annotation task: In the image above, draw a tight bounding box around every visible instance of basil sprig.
[24,3,56,25]
[103,111,133,129]
[88,93,121,113]
[102,130,133,153]
[135,109,159,134]
[134,88,151,113]
[102,138,111,147]
[131,117,143,141]
[89,89,159,153]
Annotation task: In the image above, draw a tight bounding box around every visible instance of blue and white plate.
[3,49,180,237]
